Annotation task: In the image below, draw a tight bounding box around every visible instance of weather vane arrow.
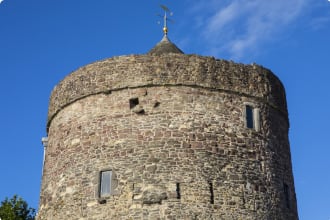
[158,4,174,36]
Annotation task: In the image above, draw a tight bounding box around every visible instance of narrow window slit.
[176,183,181,199]
[283,183,290,209]
[245,105,254,129]
[209,182,214,204]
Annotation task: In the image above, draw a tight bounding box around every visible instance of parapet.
[47,53,288,131]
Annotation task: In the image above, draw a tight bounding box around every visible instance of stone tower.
[38,33,298,219]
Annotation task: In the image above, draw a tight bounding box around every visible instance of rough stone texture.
[38,53,298,219]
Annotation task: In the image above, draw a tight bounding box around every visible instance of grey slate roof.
[148,35,184,55]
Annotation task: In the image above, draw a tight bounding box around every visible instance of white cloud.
[187,0,308,60]
[0,0,4,4]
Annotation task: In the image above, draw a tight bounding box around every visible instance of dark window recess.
[129,98,139,109]
[209,182,214,204]
[100,170,112,198]
[283,183,290,209]
[176,183,181,199]
[246,105,254,129]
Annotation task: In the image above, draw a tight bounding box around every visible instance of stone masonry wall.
[47,54,288,130]
[38,54,298,219]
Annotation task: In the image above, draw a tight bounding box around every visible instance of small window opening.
[246,105,254,129]
[176,183,181,199]
[129,98,139,109]
[283,183,290,209]
[100,170,112,198]
[209,182,214,204]
[245,105,260,131]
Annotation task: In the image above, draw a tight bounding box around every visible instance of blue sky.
[0,0,329,219]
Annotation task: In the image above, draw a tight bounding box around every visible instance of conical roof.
[148,35,184,55]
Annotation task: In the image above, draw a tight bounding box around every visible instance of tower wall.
[38,54,298,219]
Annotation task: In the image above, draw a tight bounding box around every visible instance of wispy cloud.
[306,1,330,31]
[309,15,330,31]
[187,0,309,60]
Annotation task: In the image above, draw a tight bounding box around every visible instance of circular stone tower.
[38,36,298,219]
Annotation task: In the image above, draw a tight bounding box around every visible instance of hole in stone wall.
[176,183,181,199]
[98,199,107,204]
[129,98,139,109]
[103,90,112,95]
[209,182,214,204]
[136,109,145,115]
[154,101,160,108]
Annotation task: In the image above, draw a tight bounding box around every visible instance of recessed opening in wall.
[176,183,181,199]
[283,183,290,209]
[244,104,260,131]
[246,105,254,129]
[136,109,145,115]
[129,98,139,109]
[99,170,112,198]
[209,182,214,204]
[154,101,160,108]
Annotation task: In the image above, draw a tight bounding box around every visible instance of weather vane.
[158,5,174,36]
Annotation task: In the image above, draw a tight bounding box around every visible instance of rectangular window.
[100,170,112,197]
[245,105,260,131]
[246,105,254,129]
